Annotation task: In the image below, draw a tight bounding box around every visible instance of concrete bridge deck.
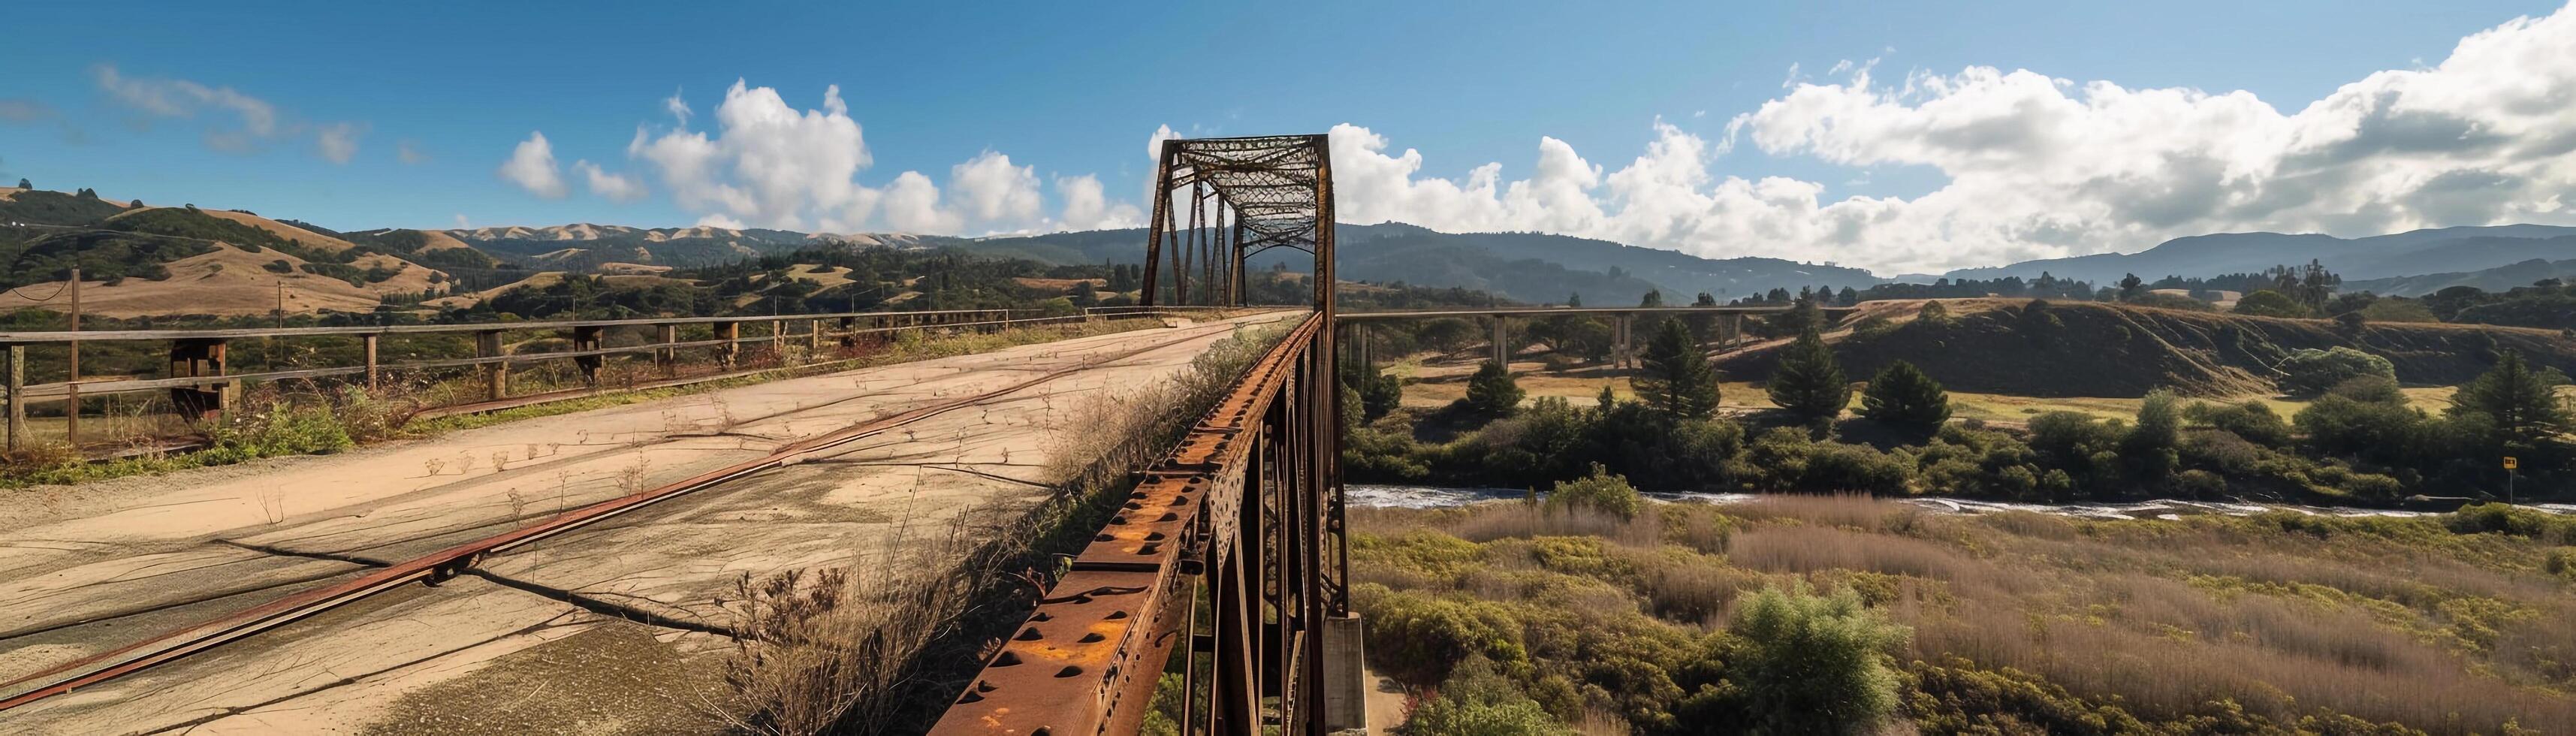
[0,311,1296,734]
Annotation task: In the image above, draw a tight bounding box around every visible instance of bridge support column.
[1615,314,1633,368]
[1323,614,1368,731]
[572,326,604,386]
[475,330,508,400]
[1490,315,1509,367]
[168,338,228,421]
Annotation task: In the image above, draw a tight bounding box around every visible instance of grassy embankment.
[1353,488,2576,734]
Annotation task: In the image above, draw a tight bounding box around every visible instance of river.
[1347,484,2576,520]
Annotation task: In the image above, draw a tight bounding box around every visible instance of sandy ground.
[0,311,1296,734]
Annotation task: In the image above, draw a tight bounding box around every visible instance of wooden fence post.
[572,325,605,385]
[169,338,228,421]
[363,333,381,391]
[5,344,22,454]
[656,324,677,376]
[719,322,741,369]
[476,330,508,400]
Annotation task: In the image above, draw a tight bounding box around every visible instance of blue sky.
[4,1,2571,273]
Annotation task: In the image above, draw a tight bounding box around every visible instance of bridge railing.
[0,306,1233,454]
[928,310,1358,734]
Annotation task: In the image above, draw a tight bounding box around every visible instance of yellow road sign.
[2503,456,2518,469]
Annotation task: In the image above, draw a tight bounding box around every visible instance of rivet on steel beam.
[1078,632,1106,643]
[1054,665,1084,677]
[1015,627,1043,641]
[1106,611,1130,620]
[993,652,1023,666]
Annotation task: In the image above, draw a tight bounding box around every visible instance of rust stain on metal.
[928,313,1320,734]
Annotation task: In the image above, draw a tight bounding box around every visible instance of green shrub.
[2279,347,2397,397]
[1858,360,1950,432]
[1767,327,1850,426]
[1720,583,1909,734]
[2328,374,2407,404]
[1546,463,1644,520]
[1357,585,1528,687]
[2233,289,2312,318]
[2546,547,2576,582]
[1464,360,1525,418]
[1399,656,1573,735]
[2186,400,2293,448]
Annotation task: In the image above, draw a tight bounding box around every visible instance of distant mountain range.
[2343,258,2576,297]
[969,223,1883,303]
[1941,225,2576,285]
[11,182,2575,316]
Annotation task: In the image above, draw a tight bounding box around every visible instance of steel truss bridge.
[931,134,1362,734]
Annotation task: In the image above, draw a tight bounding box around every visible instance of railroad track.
[0,315,1286,713]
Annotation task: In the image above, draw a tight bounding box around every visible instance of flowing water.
[1347,484,2576,520]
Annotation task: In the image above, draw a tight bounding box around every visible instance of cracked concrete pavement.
[0,311,1295,734]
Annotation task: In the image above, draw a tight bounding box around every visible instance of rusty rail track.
[0,315,1274,713]
[928,310,1341,734]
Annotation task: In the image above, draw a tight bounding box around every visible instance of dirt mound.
[1715,299,2576,397]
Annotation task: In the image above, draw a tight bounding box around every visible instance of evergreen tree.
[1857,360,1948,430]
[2118,273,2146,300]
[1835,286,1858,306]
[1768,327,1849,424]
[1694,291,1717,307]
[1639,291,1664,308]
[1463,360,1524,418]
[1566,291,1582,307]
[1636,318,1721,420]
[13,179,27,189]
[2448,350,2569,446]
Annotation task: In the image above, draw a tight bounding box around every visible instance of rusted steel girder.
[928,313,1328,735]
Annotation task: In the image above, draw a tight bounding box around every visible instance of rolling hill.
[2345,258,2576,297]
[1941,225,2576,285]
[963,223,1883,303]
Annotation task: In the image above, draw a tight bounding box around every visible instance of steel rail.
[925,312,1323,735]
[0,316,1270,713]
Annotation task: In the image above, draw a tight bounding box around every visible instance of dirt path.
[0,312,1296,734]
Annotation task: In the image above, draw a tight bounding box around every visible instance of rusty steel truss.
[1139,134,1332,308]
[932,134,1357,734]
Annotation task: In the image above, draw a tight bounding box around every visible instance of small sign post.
[2503,457,2518,503]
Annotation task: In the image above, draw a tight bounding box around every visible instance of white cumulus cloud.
[576,160,648,203]
[614,79,1133,234]
[315,122,364,164]
[1057,174,1144,230]
[1316,4,2576,273]
[499,131,567,198]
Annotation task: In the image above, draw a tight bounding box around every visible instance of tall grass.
[707,322,1291,734]
[1350,494,2576,733]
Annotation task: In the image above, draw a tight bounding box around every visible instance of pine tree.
[1636,318,1721,420]
[1464,360,1524,418]
[1640,291,1665,308]
[1768,327,1849,424]
[1858,360,1948,430]
[2448,350,2569,445]
[1567,292,1582,307]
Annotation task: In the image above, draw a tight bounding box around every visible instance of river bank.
[1347,483,2576,519]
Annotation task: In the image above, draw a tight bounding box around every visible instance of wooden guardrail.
[0,306,1232,452]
